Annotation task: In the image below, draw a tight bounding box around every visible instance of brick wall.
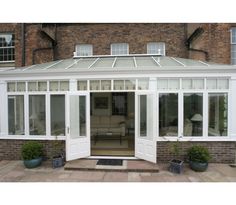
[0,139,65,160]
[157,141,236,163]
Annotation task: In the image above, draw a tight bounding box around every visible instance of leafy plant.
[187,145,211,163]
[21,141,43,160]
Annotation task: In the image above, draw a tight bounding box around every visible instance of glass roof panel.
[69,58,97,69]
[91,57,115,68]
[27,60,61,70]
[174,57,207,66]
[135,56,159,67]
[156,57,181,66]
[114,57,135,68]
[48,59,76,69]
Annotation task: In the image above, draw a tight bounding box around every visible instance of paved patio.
[0,160,236,182]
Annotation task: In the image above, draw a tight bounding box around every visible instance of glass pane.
[78,81,87,90]
[182,79,192,89]
[114,80,124,90]
[51,95,65,136]
[208,93,228,136]
[218,79,229,89]
[157,79,168,89]
[17,82,25,92]
[70,95,80,139]
[192,79,204,89]
[139,95,147,137]
[184,93,203,136]
[125,79,136,90]
[38,81,47,91]
[138,79,149,90]
[50,81,59,91]
[168,79,179,89]
[90,80,100,90]
[207,79,217,89]
[101,80,111,90]
[29,95,46,135]
[8,95,24,135]
[159,94,178,136]
[79,96,86,136]
[60,81,69,91]
[28,82,37,91]
[7,82,16,92]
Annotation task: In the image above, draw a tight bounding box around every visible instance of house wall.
[0,139,65,160]
[157,141,236,163]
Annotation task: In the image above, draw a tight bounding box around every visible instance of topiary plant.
[21,141,43,160]
[187,145,211,163]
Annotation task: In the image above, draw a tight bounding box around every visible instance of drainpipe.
[185,27,209,61]
[21,23,25,66]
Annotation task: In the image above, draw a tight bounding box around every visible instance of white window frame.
[0,33,15,63]
[147,42,166,56]
[231,28,236,65]
[110,43,129,55]
[75,44,93,56]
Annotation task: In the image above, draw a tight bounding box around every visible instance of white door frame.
[66,91,90,161]
[135,90,157,163]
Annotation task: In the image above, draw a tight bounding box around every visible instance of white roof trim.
[88,58,100,69]
[65,59,81,70]
[199,60,210,66]
[43,60,63,70]
[112,57,117,68]
[171,57,186,67]
[151,56,161,67]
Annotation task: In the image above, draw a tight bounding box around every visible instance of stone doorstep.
[64,159,159,173]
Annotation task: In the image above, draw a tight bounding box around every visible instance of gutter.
[185,27,209,61]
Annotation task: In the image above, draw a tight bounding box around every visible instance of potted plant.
[169,139,184,174]
[21,141,43,168]
[187,145,211,172]
[51,128,65,168]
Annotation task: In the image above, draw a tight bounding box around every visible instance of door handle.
[67,127,70,134]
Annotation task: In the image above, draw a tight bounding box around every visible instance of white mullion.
[46,93,51,138]
[25,93,29,136]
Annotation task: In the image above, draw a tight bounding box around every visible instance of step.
[64,159,159,172]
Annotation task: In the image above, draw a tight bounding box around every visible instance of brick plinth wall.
[157,141,236,163]
[0,139,65,160]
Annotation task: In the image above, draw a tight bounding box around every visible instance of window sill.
[0,135,66,140]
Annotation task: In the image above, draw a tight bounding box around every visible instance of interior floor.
[90,92,135,156]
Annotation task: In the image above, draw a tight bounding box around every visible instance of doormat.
[96,159,123,166]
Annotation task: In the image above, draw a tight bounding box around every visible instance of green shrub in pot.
[187,145,211,172]
[21,141,43,168]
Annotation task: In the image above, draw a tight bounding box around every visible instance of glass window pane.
[7,82,16,92]
[90,80,100,90]
[125,79,136,90]
[139,95,147,137]
[218,79,229,89]
[182,79,192,89]
[157,79,168,89]
[111,43,129,55]
[8,95,24,135]
[168,79,179,89]
[138,79,149,90]
[147,42,165,55]
[159,94,178,136]
[29,95,46,135]
[60,81,69,91]
[76,44,93,56]
[207,79,217,89]
[28,82,37,91]
[208,93,228,136]
[192,79,204,89]
[101,80,111,90]
[51,95,65,136]
[17,82,25,92]
[38,81,47,91]
[114,80,124,90]
[50,81,59,91]
[184,93,203,136]
[78,81,87,90]
[79,96,86,136]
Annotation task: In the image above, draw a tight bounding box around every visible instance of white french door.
[135,91,157,163]
[66,92,90,161]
